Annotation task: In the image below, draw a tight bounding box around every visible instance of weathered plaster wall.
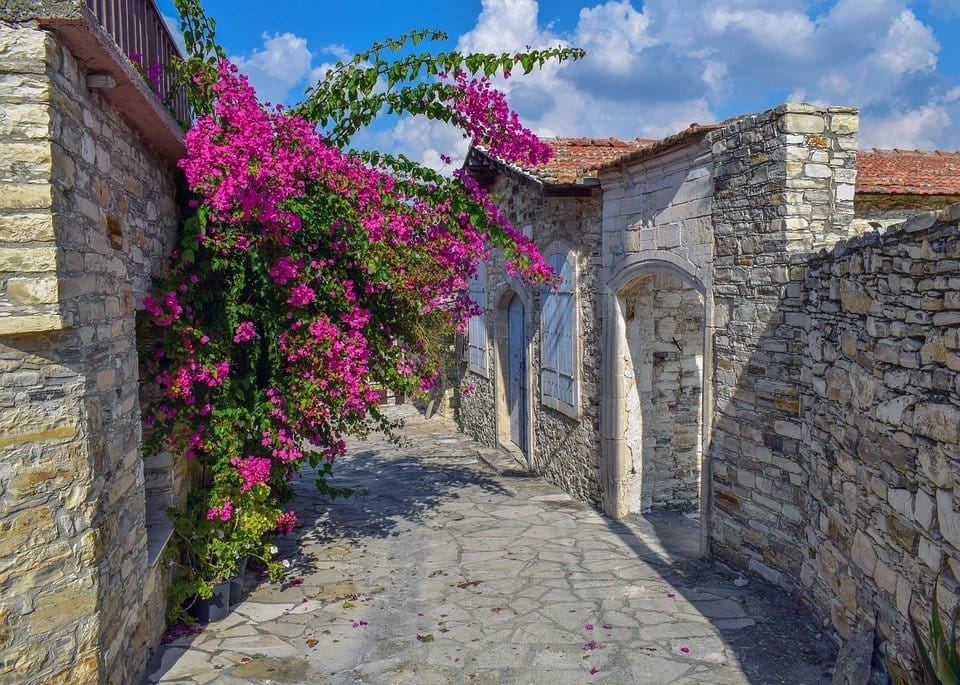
[0,22,179,683]
[797,206,960,656]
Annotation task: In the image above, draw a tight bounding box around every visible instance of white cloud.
[861,104,952,150]
[421,0,958,152]
[220,0,960,171]
[231,33,314,105]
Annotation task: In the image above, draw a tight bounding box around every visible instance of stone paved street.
[144,406,836,684]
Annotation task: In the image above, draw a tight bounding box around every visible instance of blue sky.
[158,0,960,170]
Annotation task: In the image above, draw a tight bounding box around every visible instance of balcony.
[86,0,190,124]
[3,0,188,163]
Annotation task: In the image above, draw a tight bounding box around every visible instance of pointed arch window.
[541,252,578,413]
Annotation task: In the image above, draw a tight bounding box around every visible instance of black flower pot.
[187,580,232,623]
[229,557,248,607]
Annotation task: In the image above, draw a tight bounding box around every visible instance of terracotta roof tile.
[856,149,960,196]
[526,137,657,184]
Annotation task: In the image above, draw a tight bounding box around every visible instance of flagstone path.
[144,405,836,684]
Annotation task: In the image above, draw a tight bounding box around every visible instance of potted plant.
[166,484,287,624]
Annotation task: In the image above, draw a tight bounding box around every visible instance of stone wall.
[708,104,858,588]
[456,174,605,503]
[457,104,960,664]
[622,273,704,512]
[797,205,960,655]
[598,136,714,521]
[855,192,960,233]
[0,20,180,683]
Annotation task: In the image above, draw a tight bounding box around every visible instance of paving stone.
[145,406,835,684]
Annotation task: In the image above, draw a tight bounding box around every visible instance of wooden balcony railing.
[86,0,190,124]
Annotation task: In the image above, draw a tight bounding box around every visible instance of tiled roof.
[857,149,960,196]
[527,138,657,185]
[527,137,657,184]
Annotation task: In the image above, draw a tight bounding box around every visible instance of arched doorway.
[600,259,712,554]
[493,288,533,464]
[621,273,704,513]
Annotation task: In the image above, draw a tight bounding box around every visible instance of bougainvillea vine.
[146,0,582,621]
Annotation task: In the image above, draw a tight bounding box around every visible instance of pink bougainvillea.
[144,45,567,609]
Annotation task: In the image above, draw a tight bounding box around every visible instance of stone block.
[0,245,57,272]
[29,586,97,635]
[937,489,960,550]
[887,489,913,519]
[914,403,960,444]
[850,531,877,576]
[915,489,934,528]
[783,113,826,134]
[6,277,58,304]
[0,213,55,242]
[919,536,942,571]
[0,182,51,210]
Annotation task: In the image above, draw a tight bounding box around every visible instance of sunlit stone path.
[144,405,835,684]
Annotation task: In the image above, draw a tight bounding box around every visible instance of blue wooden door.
[507,295,528,455]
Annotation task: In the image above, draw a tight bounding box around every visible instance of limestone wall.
[0,21,179,683]
[598,137,714,520]
[621,274,704,512]
[797,206,960,655]
[708,104,858,588]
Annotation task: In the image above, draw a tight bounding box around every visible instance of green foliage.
[170,0,227,117]
[154,0,582,624]
[297,30,584,147]
[890,594,960,684]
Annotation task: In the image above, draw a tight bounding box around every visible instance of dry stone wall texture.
[458,103,960,665]
[0,22,179,684]
[797,206,960,654]
[708,105,858,589]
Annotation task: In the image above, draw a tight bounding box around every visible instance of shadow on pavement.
[278,443,512,577]
[608,509,836,684]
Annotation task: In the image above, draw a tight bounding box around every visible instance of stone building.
[1,1,187,682]
[458,104,960,663]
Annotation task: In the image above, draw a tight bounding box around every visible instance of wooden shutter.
[555,256,575,407]
[541,253,576,408]
[467,265,487,375]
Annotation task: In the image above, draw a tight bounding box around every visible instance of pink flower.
[276,510,297,533]
[233,321,256,343]
[206,500,233,522]
[231,455,272,492]
[287,283,316,307]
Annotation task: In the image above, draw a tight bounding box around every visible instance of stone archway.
[600,260,713,554]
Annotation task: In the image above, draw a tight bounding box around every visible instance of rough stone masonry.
[458,104,960,667]
[0,7,185,682]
